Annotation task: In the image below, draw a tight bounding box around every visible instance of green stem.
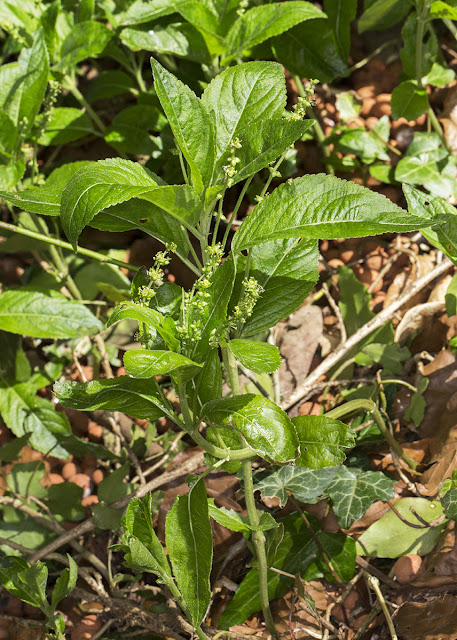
[0,220,140,272]
[64,76,106,133]
[293,75,334,175]
[325,399,418,471]
[222,346,240,395]
[221,175,253,251]
[242,460,279,640]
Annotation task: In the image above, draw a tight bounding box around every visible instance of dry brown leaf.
[395,302,445,343]
[278,305,323,405]
[395,595,457,639]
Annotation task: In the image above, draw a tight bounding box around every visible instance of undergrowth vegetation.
[1,1,457,639]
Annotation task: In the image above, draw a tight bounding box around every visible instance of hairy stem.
[325,399,418,471]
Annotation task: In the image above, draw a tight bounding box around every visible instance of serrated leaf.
[122,22,210,64]
[202,62,286,173]
[391,80,428,121]
[233,174,430,251]
[272,19,348,83]
[37,107,93,145]
[228,339,281,374]
[107,301,180,352]
[194,348,222,407]
[326,467,395,529]
[224,1,324,63]
[116,0,178,26]
[0,557,49,611]
[0,184,62,216]
[202,395,299,463]
[356,497,446,557]
[57,21,113,70]
[293,415,355,468]
[124,349,202,378]
[0,289,103,338]
[1,30,49,129]
[51,555,77,609]
[165,477,212,627]
[208,500,278,532]
[86,70,136,103]
[237,238,319,336]
[54,376,172,422]
[253,466,339,507]
[151,58,214,192]
[121,495,173,584]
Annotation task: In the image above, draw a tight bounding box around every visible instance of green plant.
[0,59,443,637]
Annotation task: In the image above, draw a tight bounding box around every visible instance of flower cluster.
[223,137,242,188]
[237,0,249,16]
[231,277,264,328]
[35,80,62,139]
[290,79,318,120]
[137,243,176,307]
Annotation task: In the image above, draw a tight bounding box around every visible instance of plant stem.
[325,399,418,471]
[64,76,106,133]
[221,175,253,251]
[222,346,240,395]
[293,75,334,175]
[365,574,398,640]
[242,460,279,640]
[0,220,140,272]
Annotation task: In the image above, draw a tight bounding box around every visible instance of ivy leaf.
[151,58,214,192]
[253,466,339,507]
[165,476,213,627]
[208,500,278,532]
[228,339,281,374]
[233,174,430,251]
[391,80,428,121]
[54,376,172,422]
[0,289,103,339]
[202,395,299,463]
[202,62,286,172]
[223,1,324,63]
[356,497,446,557]
[124,349,202,378]
[441,487,457,521]
[292,415,355,468]
[326,467,395,529]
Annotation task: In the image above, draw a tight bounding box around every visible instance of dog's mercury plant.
[0,58,445,639]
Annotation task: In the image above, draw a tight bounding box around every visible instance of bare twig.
[281,258,452,411]
[322,282,347,344]
[365,574,398,640]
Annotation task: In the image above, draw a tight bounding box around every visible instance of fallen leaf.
[395,595,457,639]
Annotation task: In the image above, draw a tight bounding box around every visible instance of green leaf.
[293,415,355,468]
[272,19,348,82]
[224,1,324,63]
[122,22,211,63]
[194,348,222,407]
[98,462,132,504]
[228,339,281,374]
[0,184,62,216]
[400,14,437,80]
[37,107,93,145]
[124,349,202,378]
[107,301,180,352]
[202,394,299,463]
[336,91,362,122]
[324,0,357,60]
[396,145,457,200]
[0,434,31,463]
[86,70,136,103]
[121,495,173,584]
[423,61,455,87]
[229,118,314,187]
[0,557,49,611]
[233,174,430,251]
[0,111,17,158]
[202,61,286,172]
[430,0,457,19]
[0,382,71,458]
[334,117,390,164]
[54,376,172,421]
[358,0,410,33]
[326,467,395,529]
[151,58,214,193]
[104,104,166,156]
[441,487,457,521]
[237,239,319,336]
[47,483,85,522]
[51,555,77,610]
[403,184,457,263]
[208,500,278,532]
[356,497,446,557]
[165,476,212,627]
[91,198,192,260]
[354,342,410,374]
[0,289,103,338]
[446,273,457,316]
[1,30,49,129]
[0,160,25,190]
[60,158,160,248]
[57,21,113,70]
[116,0,178,26]
[253,466,339,507]
[391,81,428,121]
